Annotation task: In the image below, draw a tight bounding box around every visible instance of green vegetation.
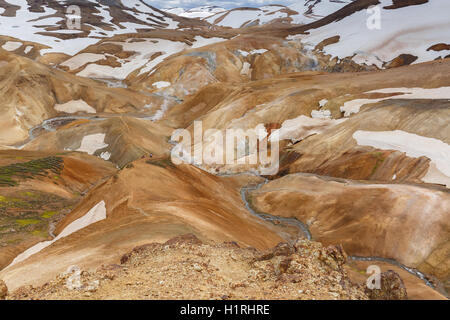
[41,211,58,219]
[7,238,22,244]
[31,229,48,238]
[0,156,64,187]
[22,191,37,198]
[0,195,32,209]
[16,219,40,227]
[0,189,73,249]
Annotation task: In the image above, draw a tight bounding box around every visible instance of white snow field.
[60,53,106,71]
[271,115,347,143]
[293,0,450,68]
[152,81,171,89]
[199,1,350,28]
[289,0,352,25]
[353,130,450,188]
[54,100,96,114]
[341,86,450,116]
[0,0,181,55]
[163,6,226,19]
[76,133,109,155]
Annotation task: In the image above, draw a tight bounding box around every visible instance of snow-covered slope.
[291,0,450,68]
[289,0,354,25]
[205,5,293,28]
[203,1,351,28]
[58,34,230,81]
[163,6,226,19]
[0,0,184,55]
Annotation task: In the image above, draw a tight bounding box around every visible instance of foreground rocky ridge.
[3,235,371,300]
[4,235,446,300]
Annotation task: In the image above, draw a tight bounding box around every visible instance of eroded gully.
[240,179,435,289]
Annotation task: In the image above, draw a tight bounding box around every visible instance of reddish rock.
[255,242,294,261]
[272,242,295,257]
[427,43,450,52]
[385,54,418,68]
[164,234,203,247]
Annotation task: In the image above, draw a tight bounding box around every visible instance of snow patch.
[271,115,347,143]
[60,53,105,71]
[76,39,188,80]
[297,0,450,67]
[191,36,226,48]
[24,45,33,54]
[164,6,225,19]
[353,130,450,188]
[237,50,249,57]
[149,100,171,121]
[341,87,450,116]
[241,62,251,76]
[319,99,328,107]
[152,81,171,89]
[250,49,267,55]
[207,7,288,28]
[311,109,332,119]
[0,0,181,55]
[100,151,111,161]
[289,0,351,25]
[237,49,267,57]
[2,41,22,51]
[54,100,96,114]
[76,133,108,155]
[341,98,387,117]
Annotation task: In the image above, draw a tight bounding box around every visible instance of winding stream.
[12,115,106,149]
[240,181,312,241]
[240,180,436,290]
[12,113,162,149]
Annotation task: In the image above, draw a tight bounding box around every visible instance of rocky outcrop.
[385,54,418,68]
[0,279,7,299]
[365,270,408,300]
[6,235,369,300]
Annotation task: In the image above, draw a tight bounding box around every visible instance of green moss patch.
[31,229,48,237]
[41,211,58,219]
[16,219,41,227]
[0,156,64,187]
